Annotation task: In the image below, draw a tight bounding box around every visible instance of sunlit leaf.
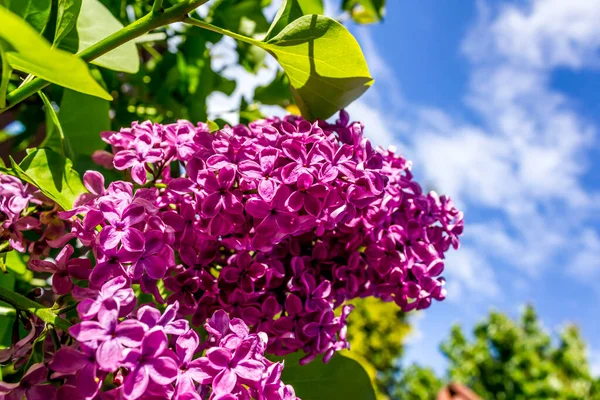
[265,0,324,40]
[39,91,69,158]
[59,89,109,166]
[76,0,140,73]
[262,15,373,119]
[10,148,86,210]
[279,353,377,400]
[207,120,220,133]
[53,0,83,47]
[0,6,112,100]
[0,0,52,33]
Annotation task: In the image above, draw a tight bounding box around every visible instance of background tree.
[397,305,600,400]
[344,297,411,400]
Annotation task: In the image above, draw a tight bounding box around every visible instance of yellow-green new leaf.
[76,0,140,73]
[0,0,52,33]
[39,91,71,159]
[265,0,324,40]
[0,6,112,100]
[262,15,373,119]
[10,148,87,210]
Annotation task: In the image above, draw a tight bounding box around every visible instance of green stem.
[152,0,164,15]
[0,286,72,331]
[183,17,262,47]
[1,0,210,113]
[0,41,12,109]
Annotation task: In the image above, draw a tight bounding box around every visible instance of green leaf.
[1,0,52,33]
[265,0,324,40]
[39,91,69,158]
[53,0,83,47]
[0,6,112,100]
[0,286,72,332]
[342,0,386,24]
[0,253,15,348]
[279,353,377,400]
[262,15,373,119]
[10,148,86,210]
[254,69,293,107]
[58,89,109,165]
[0,38,12,108]
[76,0,140,73]
[5,251,28,276]
[207,120,220,133]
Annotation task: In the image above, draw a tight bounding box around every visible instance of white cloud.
[463,0,600,69]
[570,229,600,282]
[444,247,500,301]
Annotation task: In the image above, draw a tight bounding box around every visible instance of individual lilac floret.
[29,244,91,295]
[195,310,297,400]
[69,299,145,371]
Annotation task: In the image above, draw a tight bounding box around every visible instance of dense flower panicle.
[0,111,463,398]
[23,283,293,400]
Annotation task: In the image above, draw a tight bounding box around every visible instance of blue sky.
[343,0,600,374]
[203,0,600,375]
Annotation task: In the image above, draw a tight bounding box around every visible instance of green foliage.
[262,14,373,119]
[343,0,386,24]
[39,91,69,158]
[9,148,86,210]
[0,0,52,33]
[53,0,83,47]
[344,297,411,400]
[398,305,600,400]
[280,353,377,400]
[394,365,443,400]
[58,89,110,167]
[75,0,140,73]
[0,7,112,100]
[0,285,71,331]
[265,0,324,40]
[207,0,270,73]
[0,6,112,100]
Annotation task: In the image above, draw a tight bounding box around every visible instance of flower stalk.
[0,286,71,331]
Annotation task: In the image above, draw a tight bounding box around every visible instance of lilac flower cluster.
[0,111,463,399]
[30,277,291,400]
[66,111,461,363]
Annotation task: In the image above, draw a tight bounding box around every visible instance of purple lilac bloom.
[0,110,463,399]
